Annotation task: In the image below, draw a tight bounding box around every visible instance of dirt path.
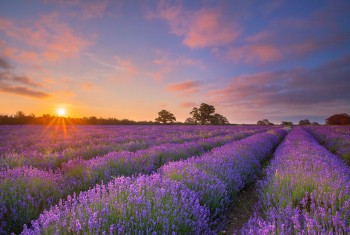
[218,182,261,234]
[215,155,273,234]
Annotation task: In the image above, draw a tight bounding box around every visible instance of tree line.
[256,113,350,126]
[155,103,229,125]
[0,111,154,125]
[0,109,349,126]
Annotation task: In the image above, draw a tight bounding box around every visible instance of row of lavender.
[1,126,271,234]
[241,128,350,234]
[306,126,350,164]
[21,128,288,234]
[1,125,250,169]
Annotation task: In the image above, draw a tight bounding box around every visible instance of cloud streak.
[217,3,350,64]
[209,55,350,109]
[154,51,206,70]
[167,80,201,95]
[179,102,197,108]
[149,3,240,48]
[0,58,50,98]
[0,84,50,98]
[148,51,206,81]
[0,13,90,65]
[44,0,111,19]
[0,57,12,69]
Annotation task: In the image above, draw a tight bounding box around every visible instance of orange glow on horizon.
[56,108,67,117]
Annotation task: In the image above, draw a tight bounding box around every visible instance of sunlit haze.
[0,0,349,123]
[56,107,66,117]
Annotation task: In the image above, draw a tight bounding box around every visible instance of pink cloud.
[17,51,42,64]
[149,3,240,48]
[44,0,110,19]
[0,57,12,69]
[79,1,109,19]
[179,102,197,108]
[167,80,201,95]
[0,70,50,98]
[81,81,95,91]
[209,56,350,110]
[154,51,206,69]
[114,57,138,74]
[219,4,350,65]
[103,56,139,83]
[183,8,241,48]
[0,85,50,98]
[147,2,187,36]
[225,44,281,64]
[149,51,205,81]
[218,27,349,65]
[148,67,173,81]
[0,13,91,65]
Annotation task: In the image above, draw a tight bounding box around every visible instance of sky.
[0,0,349,124]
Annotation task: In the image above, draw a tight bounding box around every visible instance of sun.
[57,108,66,117]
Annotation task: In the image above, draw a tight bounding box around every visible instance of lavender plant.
[0,167,63,234]
[17,128,284,234]
[306,126,350,164]
[21,174,211,235]
[1,125,271,170]
[1,126,272,233]
[241,128,350,234]
[160,129,287,220]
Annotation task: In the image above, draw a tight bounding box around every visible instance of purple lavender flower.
[241,128,350,234]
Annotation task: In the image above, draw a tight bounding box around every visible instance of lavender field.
[0,125,349,234]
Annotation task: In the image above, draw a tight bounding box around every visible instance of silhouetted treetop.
[326,113,350,125]
[189,103,229,125]
[257,119,274,126]
[299,119,311,126]
[155,110,176,124]
[281,121,293,126]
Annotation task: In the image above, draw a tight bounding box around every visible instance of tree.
[14,111,26,119]
[190,103,215,125]
[184,117,196,124]
[257,119,274,125]
[189,103,229,125]
[155,110,176,124]
[281,121,293,126]
[210,113,229,125]
[299,119,311,125]
[326,113,350,125]
[14,111,26,124]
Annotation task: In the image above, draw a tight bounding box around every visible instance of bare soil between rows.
[215,154,274,234]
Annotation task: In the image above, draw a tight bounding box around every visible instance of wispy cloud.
[0,57,12,69]
[209,55,350,109]
[44,0,112,19]
[154,51,206,69]
[149,51,205,81]
[80,81,95,91]
[222,44,281,64]
[0,58,49,98]
[0,13,91,65]
[148,3,241,48]
[179,102,197,108]
[114,56,138,74]
[85,53,125,70]
[77,1,110,19]
[183,8,241,48]
[85,53,138,75]
[216,3,350,64]
[0,74,50,98]
[167,80,201,95]
[0,84,50,98]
